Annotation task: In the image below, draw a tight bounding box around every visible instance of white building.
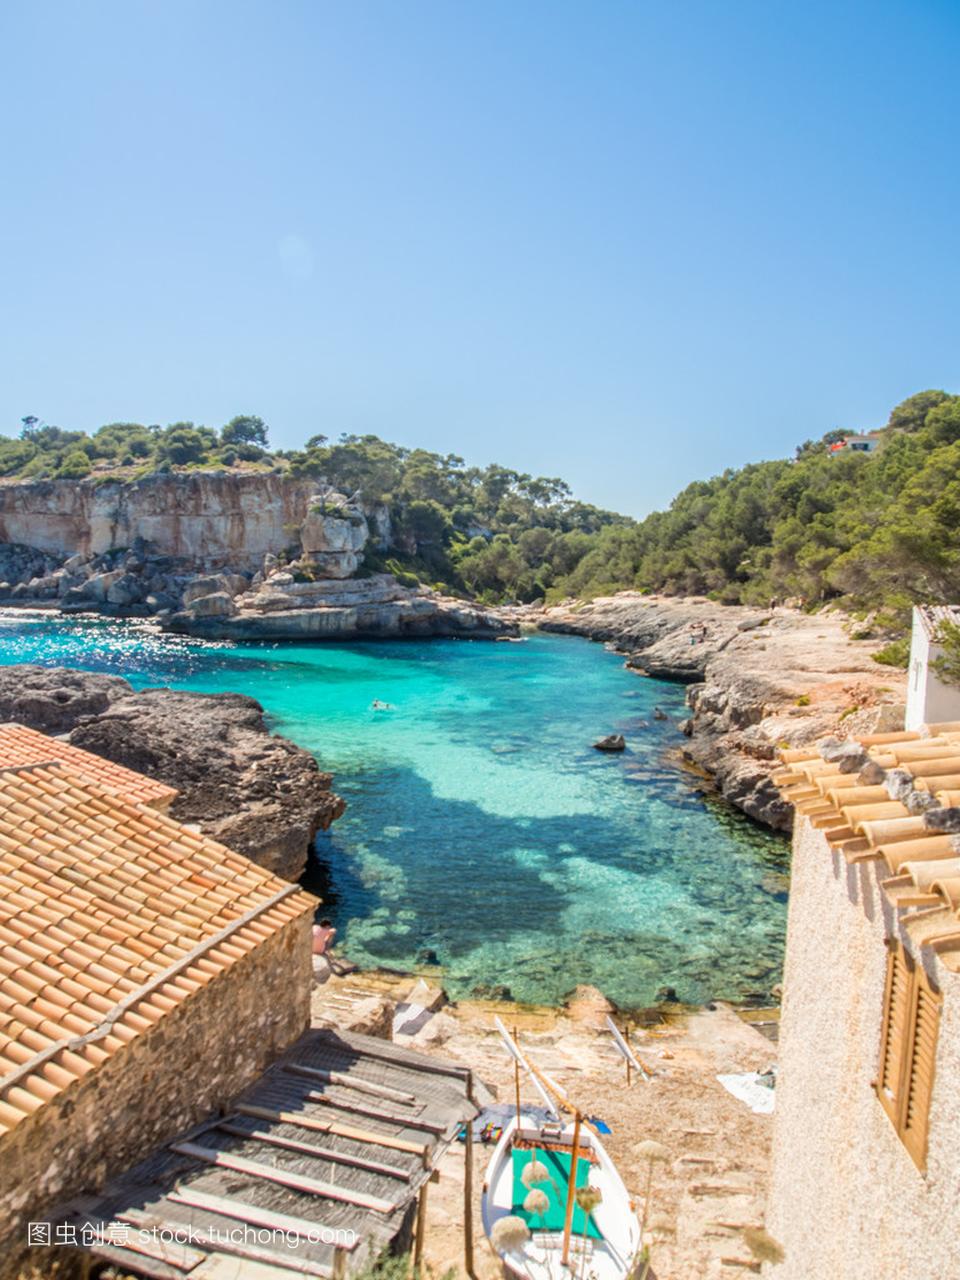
[905,605,960,730]
[828,431,884,455]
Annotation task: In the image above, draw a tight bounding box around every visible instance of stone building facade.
[0,914,311,1257]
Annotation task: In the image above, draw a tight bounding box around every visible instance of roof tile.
[0,723,178,809]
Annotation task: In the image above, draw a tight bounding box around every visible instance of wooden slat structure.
[57,1028,477,1278]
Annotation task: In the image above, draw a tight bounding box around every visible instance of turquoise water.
[0,613,788,1008]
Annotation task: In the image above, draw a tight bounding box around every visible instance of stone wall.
[765,818,960,1279]
[0,911,312,1267]
[0,472,318,569]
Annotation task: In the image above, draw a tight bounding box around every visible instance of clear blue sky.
[2,1,958,517]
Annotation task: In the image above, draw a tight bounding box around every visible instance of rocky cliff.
[0,665,343,878]
[0,473,515,640]
[538,593,907,830]
[0,471,318,569]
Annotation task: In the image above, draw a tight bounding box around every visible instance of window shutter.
[876,942,912,1126]
[900,966,942,1171]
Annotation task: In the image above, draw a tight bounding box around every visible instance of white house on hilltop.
[828,431,883,455]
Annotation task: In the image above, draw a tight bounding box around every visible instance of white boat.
[481,1112,643,1279]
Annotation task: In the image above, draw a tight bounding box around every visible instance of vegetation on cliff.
[555,390,960,626]
[4,389,959,622]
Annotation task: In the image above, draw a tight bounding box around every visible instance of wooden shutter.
[876,942,913,1126]
[875,940,942,1172]
[900,965,942,1171]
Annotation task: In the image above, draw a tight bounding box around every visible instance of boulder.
[182,573,247,605]
[105,572,145,606]
[61,552,90,575]
[564,984,616,1027]
[24,575,58,599]
[83,569,125,602]
[594,733,626,752]
[187,591,237,619]
[144,592,178,614]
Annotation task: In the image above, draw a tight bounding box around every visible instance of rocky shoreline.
[534,592,907,830]
[0,665,342,879]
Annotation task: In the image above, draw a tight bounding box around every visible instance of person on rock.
[312,917,337,955]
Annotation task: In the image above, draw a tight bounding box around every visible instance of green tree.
[158,424,209,465]
[887,390,950,434]
[222,415,268,448]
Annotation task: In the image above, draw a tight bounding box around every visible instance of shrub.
[57,450,92,478]
[873,637,910,669]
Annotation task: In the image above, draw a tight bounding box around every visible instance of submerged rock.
[471,982,514,1001]
[564,984,615,1027]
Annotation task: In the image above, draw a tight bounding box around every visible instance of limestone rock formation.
[299,494,368,578]
[70,688,344,879]
[0,472,319,569]
[167,571,517,641]
[0,666,343,878]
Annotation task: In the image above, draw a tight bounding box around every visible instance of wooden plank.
[283,1062,419,1106]
[216,1120,412,1180]
[236,1103,429,1159]
[120,1207,334,1279]
[192,1256,310,1280]
[167,1186,357,1253]
[300,1089,448,1135]
[171,1142,399,1214]
[314,1033,473,1084]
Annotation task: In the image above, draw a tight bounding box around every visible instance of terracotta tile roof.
[0,762,316,1136]
[0,722,178,810]
[775,722,960,972]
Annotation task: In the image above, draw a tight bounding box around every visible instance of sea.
[0,613,789,1008]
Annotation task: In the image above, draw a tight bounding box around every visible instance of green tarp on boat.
[511,1148,602,1239]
